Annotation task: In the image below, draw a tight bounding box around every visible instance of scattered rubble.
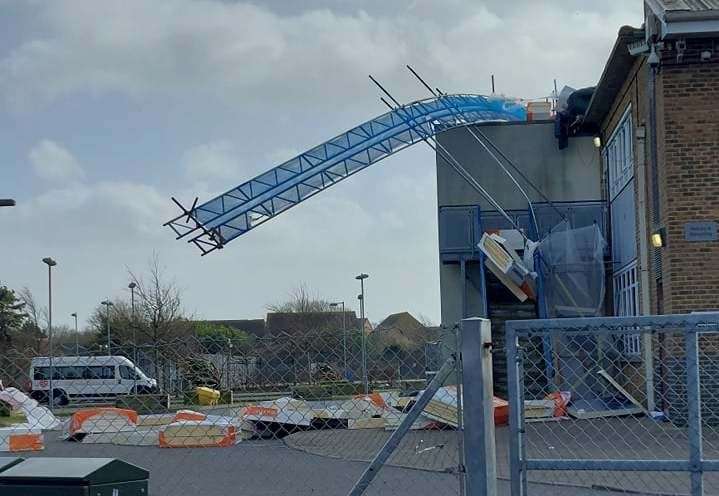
[0,386,60,453]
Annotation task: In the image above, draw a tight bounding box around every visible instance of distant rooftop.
[206,319,266,338]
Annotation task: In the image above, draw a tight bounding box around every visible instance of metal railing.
[506,313,719,496]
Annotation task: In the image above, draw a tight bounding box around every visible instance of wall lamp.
[651,227,667,248]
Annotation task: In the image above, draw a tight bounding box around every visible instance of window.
[33,367,48,380]
[603,107,634,200]
[59,366,83,380]
[82,366,115,380]
[120,365,139,380]
[614,261,641,356]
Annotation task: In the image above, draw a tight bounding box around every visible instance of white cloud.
[28,139,85,183]
[182,141,241,183]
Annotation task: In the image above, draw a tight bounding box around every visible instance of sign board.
[684,221,718,242]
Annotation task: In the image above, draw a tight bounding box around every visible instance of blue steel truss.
[165,94,526,255]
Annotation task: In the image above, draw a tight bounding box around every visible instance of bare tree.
[417,314,436,328]
[17,287,47,330]
[267,283,331,313]
[128,253,191,382]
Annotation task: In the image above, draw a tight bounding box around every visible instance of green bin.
[0,457,149,496]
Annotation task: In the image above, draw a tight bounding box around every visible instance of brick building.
[582,0,719,318]
[580,0,719,418]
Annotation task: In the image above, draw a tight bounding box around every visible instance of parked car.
[29,355,158,406]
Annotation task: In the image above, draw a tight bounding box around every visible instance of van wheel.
[51,390,69,407]
[134,386,152,395]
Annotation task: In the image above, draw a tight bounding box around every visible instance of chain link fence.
[506,314,719,496]
[0,325,465,496]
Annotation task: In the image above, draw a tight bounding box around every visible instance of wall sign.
[684,221,718,242]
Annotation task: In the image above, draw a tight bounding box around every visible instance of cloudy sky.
[0,0,643,328]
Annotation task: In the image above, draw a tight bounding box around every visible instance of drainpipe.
[636,125,656,411]
[647,40,663,413]
[648,42,661,229]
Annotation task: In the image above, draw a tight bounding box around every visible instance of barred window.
[613,261,641,356]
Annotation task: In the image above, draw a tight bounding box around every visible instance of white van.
[30,355,158,406]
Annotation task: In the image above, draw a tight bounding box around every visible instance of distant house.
[205,319,266,338]
[265,311,362,336]
[373,312,438,350]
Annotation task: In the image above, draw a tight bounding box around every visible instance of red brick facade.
[656,38,719,313]
[598,35,719,316]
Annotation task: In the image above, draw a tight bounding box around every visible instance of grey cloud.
[1,0,642,113]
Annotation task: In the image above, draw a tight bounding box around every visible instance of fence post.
[685,327,704,496]
[460,317,497,496]
[506,321,523,496]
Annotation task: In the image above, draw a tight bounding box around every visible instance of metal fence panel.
[505,313,719,496]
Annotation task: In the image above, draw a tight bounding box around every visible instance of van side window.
[82,366,115,379]
[61,366,82,380]
[34,367,49,380]
[119,365,136,380]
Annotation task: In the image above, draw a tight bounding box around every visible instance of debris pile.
[0,386,60,453]
[478,232,535,302]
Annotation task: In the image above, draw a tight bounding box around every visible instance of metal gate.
[505,313,719,496]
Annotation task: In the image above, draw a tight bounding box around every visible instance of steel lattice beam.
[165,94,526,255]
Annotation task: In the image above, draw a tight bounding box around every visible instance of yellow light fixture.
[593,136,602,148]
[651,227,666,248]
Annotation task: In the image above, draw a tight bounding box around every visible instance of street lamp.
[355,273,369,394]
[329,301,347,377]
[42,257,57,409]
[128,282,137,369]
[100,300,114,354]
[0,199,15,207]
[70,312,79,356]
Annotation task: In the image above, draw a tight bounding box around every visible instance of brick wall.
[657,38,719,314]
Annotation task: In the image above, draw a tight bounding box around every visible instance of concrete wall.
[436,121,601,210]
[436,121,602,327]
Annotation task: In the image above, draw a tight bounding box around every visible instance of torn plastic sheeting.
[0,387,60,430]
[537,220,606,318]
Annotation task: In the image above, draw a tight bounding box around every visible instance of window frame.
[604,106,634,201]
[613,260,641,357]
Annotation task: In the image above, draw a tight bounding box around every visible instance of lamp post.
[42,257,57,409]
[329,301,347,377]
[101,300,114,354]
[355,273,369,394]
[70,312,78,355]
[128,282,137,362]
